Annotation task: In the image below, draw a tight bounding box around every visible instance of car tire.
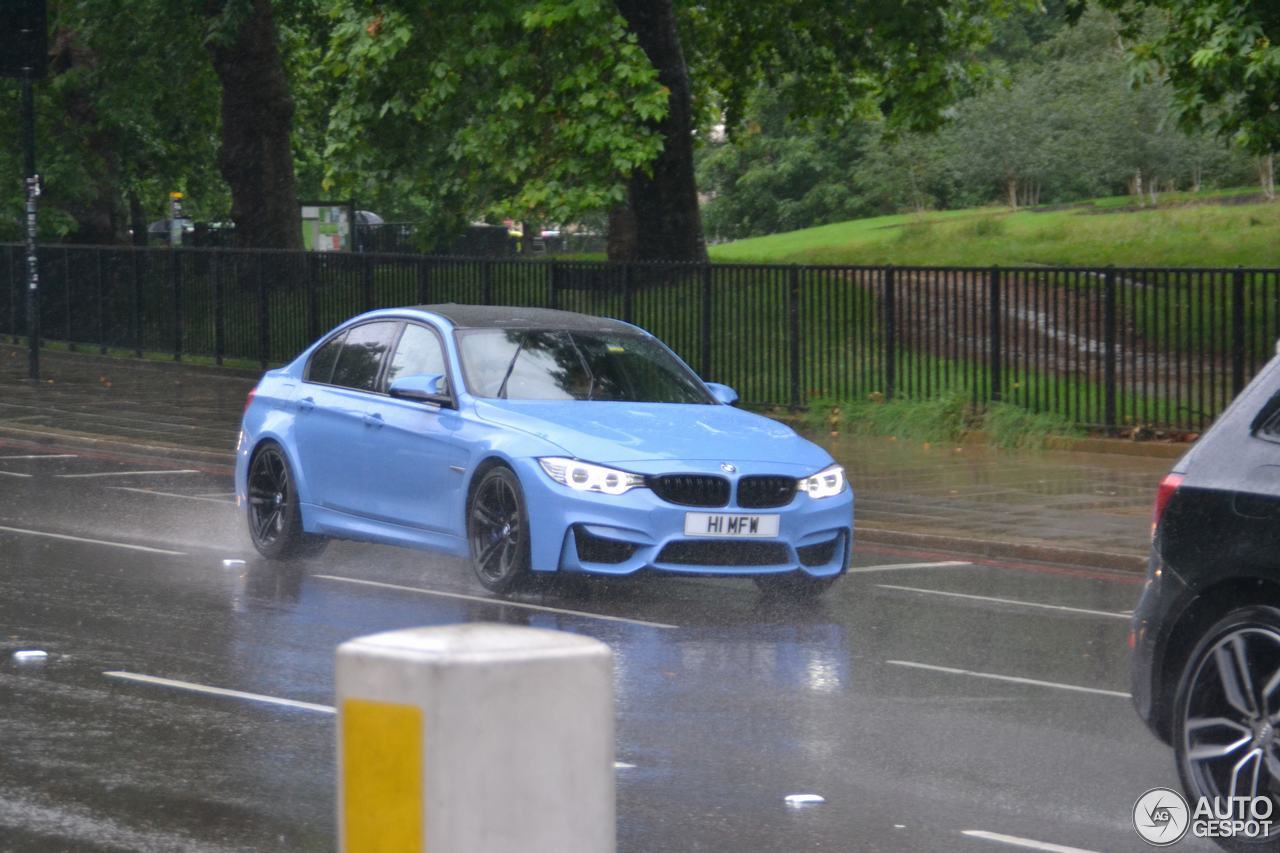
[753,572,838,599]
[246,442,327,560]
[1172,605,1280,850]
[467,465,532,594]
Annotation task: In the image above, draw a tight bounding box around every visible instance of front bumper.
[513,457,854,577]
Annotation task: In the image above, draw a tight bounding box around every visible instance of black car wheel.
[467,466,532,594]
[753,572,837,599]
[1174,605,1280,850]
[247,443,326,560]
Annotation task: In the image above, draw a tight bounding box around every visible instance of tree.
[204,0,303,249]
[1082,0,1280,158]
[321,0,1016,261]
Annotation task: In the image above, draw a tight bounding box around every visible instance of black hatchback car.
[1133,344,1280,838]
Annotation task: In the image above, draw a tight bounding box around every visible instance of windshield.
[456,328,712,404]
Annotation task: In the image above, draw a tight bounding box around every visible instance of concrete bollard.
[336,623,615,853]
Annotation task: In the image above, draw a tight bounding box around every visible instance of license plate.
[683,512,780,538]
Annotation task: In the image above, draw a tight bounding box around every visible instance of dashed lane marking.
[0,454,78,460]
[886,659,1130,699]
[104,671,334,714]
[314,574,678,630]
[107,486,236,504]
[961,830,1100,853]
[0,471,32,478]
[875,584,1130,619]
[0,524,186,556]
[56,469,201,479]
[849,560,971,573]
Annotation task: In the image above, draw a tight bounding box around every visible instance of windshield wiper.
[496,333,526,399]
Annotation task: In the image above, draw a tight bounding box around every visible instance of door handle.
[363,412,384,428]
[298,396,315,413]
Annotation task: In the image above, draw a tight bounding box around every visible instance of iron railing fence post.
[989,265,1002,403]
[547,260,558,309]
[700,264,713,379]
[258,253,270,369]
[883,265,896,401]
[622,263,634,324]
[788,265,801,408]
[96,250,106,354]
[307,253,320,342]
[1104,266,1117,433]
[173,250,184,361]
[213,251,224,366]
[133,250,143,358]
[1232,267,1246,396]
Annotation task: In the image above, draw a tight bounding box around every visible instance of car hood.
[472,399,832,469]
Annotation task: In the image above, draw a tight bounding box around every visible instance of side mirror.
[705,382,739,406]
[389,373,451,407]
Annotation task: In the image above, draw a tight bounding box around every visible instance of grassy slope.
[709,190,1280,268]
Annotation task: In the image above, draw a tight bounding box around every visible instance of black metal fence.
[3,243,1278,433]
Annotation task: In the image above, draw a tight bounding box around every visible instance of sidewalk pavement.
[0,343,1178,572]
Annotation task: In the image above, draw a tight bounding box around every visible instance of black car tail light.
[1151,473,1184,540]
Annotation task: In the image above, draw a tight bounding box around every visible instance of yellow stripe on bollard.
[342,698,424,853]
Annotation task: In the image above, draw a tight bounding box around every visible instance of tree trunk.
[606,203,638,262]
[49,28,126,245]
[1006,176,1018,210]
[612,0,706,262]
[204,0,301,250]
[1260,154,1276,202]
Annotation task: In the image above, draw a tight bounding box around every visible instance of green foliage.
[318,0,668,240]
[0,0,225,241]
[1086,0,1280,155]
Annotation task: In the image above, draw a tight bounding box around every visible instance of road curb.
[856,525,1147,573]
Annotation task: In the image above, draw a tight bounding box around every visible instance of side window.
[330,322,400,392]
[385,324,448,391]
[306,331,346,384]
[1252,389,1280,444]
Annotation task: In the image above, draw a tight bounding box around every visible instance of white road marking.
[107,486,235,504]
[886,660,1131,699]
[57,469,201,479]
[104,671,335,714]
[613,762,635,770]
[0,471,32,478]
[314,575,678,630]
[962,829,1100,853]
[849,560,971,573]
[0,524,186,556]
[875,584,1130,619]
[0,454,78,460]
[194,492,237,498]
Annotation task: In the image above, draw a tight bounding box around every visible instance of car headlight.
[799,464,846,499]
[538,457,646,496]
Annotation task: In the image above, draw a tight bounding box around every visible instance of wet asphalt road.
[0,440,1212,853]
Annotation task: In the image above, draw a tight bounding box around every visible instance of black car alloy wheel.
[1175,606,1280,848]
[247,443,325,559]
[468,466,531,593]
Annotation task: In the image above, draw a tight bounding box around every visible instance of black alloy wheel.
[467,466,532,594]
[247,443,325,560]
[1174,606,1280,850]
[753,571,837,599]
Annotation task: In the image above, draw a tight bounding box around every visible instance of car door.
[367,322,471,532]
[293,320,401,517]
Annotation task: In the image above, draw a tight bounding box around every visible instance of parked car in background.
[235,305,854,597]
[1132,340,1280,846]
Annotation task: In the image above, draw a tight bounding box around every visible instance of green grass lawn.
[709,189,1280,268]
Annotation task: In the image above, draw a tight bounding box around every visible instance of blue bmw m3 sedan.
[235,305,854,596]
